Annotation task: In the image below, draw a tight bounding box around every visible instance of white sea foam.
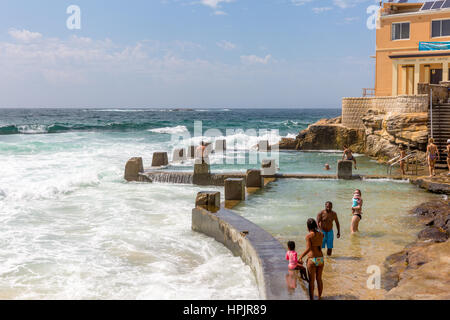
[285,133,297,139]
[149,126,189,134]
[16,124,48,134]
[0,134,259,299]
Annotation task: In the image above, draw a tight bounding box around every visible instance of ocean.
[0,108,440,299]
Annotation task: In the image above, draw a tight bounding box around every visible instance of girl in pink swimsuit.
[286,241,309,281]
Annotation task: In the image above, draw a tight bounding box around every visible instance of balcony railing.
[362,88,375,97]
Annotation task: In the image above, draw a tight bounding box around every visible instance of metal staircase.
[429,103,450,168]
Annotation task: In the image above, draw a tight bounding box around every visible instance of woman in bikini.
[351,189,363,234]
[299,218,324,300]
[426,138,440,177]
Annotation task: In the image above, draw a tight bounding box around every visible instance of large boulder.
[295,123,364,151]
[362,110,428,161]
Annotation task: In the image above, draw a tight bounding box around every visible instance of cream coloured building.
[376,1,450,96]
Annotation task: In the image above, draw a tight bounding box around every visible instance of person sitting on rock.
[342,145,357,169]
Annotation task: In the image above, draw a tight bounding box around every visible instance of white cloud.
[240,54,272,65]
[217,40,236,50]
[8,29,42,42]
[332,0,369,9]
[292,0,373,9]
[312,7,333,13]
[200,0,234,9]
[291,0,314,6]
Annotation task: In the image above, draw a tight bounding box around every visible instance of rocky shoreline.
[277,112,428,163]
[383,199,450,299]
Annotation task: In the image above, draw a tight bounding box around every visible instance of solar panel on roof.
[398,0,408,3]
[421,1,435,10]
[442,0,450,8]
[432,0,445,9]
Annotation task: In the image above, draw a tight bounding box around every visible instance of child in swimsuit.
[286,241,309,281]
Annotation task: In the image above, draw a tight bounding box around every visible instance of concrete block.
[337,160,353,179]
[215,139,226,153]
[195,191,220,211]
[225,178,245,201]
[124,157,144,181]
[152,152,169,167]
[172,148,185,162]
[193,163,211,185]
[261,159,276,176]
[246,169,263,188]
[194,163,210,175]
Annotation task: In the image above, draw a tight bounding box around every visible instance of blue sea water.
[0,108,438,299]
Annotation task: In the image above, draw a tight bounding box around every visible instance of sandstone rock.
[418,227,449,243]
[361,111,429,161]
[294,123,364,152]
[277,138,297,150]
[384,200,450,299]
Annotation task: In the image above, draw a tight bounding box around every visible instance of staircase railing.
[387,151,421,176]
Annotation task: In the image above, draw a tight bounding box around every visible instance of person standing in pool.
[351,189,363,234]
[299,218,325,300]
[342,145,357,169]
[426,138,439,177]
[316,201,340,256]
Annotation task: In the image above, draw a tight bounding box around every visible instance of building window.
[432,19,450,37]
[391,22,410,40]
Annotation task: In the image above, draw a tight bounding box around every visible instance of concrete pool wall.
[192,203,308,300]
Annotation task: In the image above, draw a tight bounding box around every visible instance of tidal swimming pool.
[232,179,441,299]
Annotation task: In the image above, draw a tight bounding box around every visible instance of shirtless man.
[426,138,440,177]
[342,145,357,169]
[195,141,207,164]
[316,201,340,256]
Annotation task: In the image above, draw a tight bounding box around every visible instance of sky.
[0,0,424,108]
